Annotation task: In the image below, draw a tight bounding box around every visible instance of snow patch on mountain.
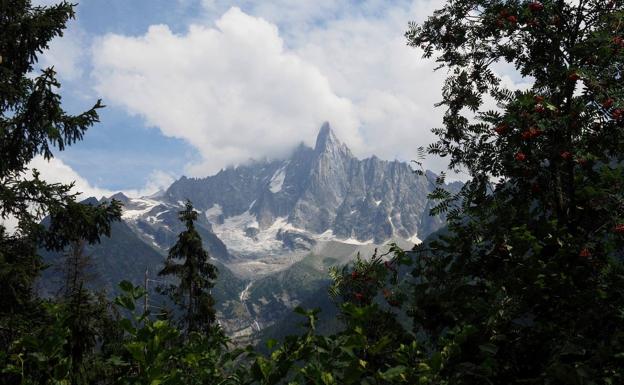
[341,237,375,245]
[407,233,422,245]
[268,166,286,193]
[121,198,161,220]
[212,212,286,256]
[205,204,223,221]
[285,226,373,246]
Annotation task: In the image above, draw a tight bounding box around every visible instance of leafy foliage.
[403,0,624,383]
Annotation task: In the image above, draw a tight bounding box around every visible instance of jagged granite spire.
[313,122,353,158]
[163,121,457,245]
[314,122,336,151]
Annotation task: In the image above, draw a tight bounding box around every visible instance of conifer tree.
[59,240,96,299]
[56,241,110,385]
[158,201,218,335]
[0,0,120,361]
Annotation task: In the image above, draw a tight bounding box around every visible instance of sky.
[30,0,527,198]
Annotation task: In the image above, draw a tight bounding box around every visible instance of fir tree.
[158,201,218,335]
[0,0,121,376]
[56,240,110,385]
[58,240,96,299]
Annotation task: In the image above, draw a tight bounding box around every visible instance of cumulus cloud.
[92,7,363,176]
[28,156,174,199]
[137,170,176,197]
[291,7,447,168]
[29,156,114,199]
[91,1,530,180]
[38,24,88,82]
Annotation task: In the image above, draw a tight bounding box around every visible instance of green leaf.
[119,280,134,293]
[380,365,407,380]
[119,318,136,334]
[266,338,277,350]
[254,356,272,380]
[125,342,145,362]
[321,372,335,384]
[479,343,498,356]
[115,295,135,311]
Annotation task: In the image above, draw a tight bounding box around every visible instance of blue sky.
[33,0,527,197]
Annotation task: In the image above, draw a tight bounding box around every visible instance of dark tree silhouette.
[159,201,218,335]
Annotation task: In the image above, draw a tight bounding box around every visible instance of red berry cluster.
[494,123,508,135]
[614,224,624,234]
[382,288,400,307]
[603,98,614,109]
[579,248,591,258]
[568,72,581,82]
[495,9,517,28]
[528,1,544,12]
[521,127,542,140]
[515,152,527,162]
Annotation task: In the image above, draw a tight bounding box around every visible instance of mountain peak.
[109,192,130,203]
[314,122,344,153]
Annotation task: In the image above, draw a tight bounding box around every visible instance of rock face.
[86,121,461,278]
[163,122,458,252]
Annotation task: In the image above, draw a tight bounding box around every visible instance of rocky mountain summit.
[150,123,458,262]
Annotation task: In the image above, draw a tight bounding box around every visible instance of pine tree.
[58,240,96,299]
[55,240,107,385]
[0,0,121,367]
[158,201,218,335]
[403,0,624,382]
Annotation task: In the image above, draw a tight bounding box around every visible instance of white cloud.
[291,8,447,169]
[92,7,363,176]
[28,156,173,199]
[91,1,530,180]
[138,170,176,196]
[1,157,113,234]
[29,156,114,199]
[31,0,67,5]
[39,23,88,82]
[28,2,90,83]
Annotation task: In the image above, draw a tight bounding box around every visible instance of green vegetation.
[157,201,218,334]
[2,0,624,384]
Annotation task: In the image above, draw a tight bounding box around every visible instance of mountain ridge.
[161,122,458,254]
[39,122,460,342]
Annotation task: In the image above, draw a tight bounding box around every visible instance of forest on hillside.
[2,0,624,384]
